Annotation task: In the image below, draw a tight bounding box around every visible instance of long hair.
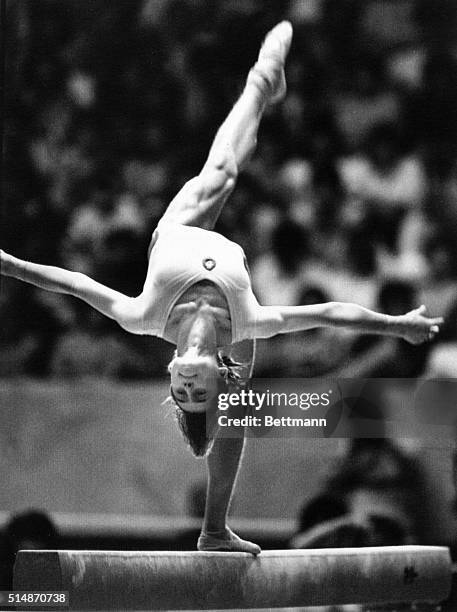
[167,351,249,457]
[174,407,214,457]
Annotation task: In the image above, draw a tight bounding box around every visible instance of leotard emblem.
[203,257,216,270]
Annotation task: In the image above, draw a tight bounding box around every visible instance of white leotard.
[123,222,261,342]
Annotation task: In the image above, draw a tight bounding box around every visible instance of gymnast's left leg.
[198,429,261,554]
[156,20,293,233]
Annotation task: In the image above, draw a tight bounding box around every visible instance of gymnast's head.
[167,347,243,456]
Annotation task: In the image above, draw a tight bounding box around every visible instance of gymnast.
[0,22,443,555]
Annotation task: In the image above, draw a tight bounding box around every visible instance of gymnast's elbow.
[255,306,285,338]
[321,302,362,327]
[68,271,89,296]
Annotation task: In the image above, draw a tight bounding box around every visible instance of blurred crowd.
[2,0,457,378]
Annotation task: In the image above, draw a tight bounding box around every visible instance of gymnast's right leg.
[198,431,261,555]
[154,21,293,233]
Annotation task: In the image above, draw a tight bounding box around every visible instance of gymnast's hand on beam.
[197,527,261,555]
[398,305,443,345]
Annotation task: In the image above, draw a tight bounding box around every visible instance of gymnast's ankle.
[200,527,229,538]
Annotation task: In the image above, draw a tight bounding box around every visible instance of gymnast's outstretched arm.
[254,302,443,345]
[0,250,143,332]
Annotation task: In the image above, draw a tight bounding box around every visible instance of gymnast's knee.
[205,147,238,194]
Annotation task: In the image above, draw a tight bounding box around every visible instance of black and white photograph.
[1,1,457,610]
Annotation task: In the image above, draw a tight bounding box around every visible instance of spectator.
[251,218,311,307]
[290,438,421,549]
[338,123,425,253]
[0,510,58,589]
[331,64,401,151]
[419,232,457,319]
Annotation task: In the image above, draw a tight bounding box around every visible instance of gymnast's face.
[169,353,220,413]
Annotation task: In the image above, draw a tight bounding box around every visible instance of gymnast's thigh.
[158,166,235,228]
[147,165,236,257]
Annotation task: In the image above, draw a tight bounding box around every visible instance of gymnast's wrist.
[387,314,407,338]
[0,250,14,276]
[0,252,26,279]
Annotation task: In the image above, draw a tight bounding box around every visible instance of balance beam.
[13,546,451,610]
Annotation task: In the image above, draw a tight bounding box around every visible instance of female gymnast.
[0,22,443,554]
